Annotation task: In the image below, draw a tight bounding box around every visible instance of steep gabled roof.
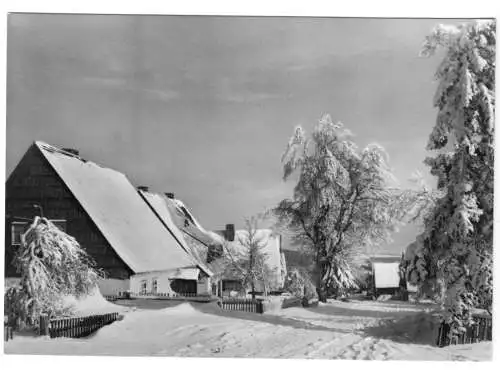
[163,197,219,247]
[138,190,212,276]
[34,141,202,274]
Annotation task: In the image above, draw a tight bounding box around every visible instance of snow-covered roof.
[213,228,286,287]
[234,229,282,271]
[138,190,212,276]
[35,141,202,274]
[163,197,220,247]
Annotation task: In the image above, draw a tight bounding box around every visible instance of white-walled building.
[5,141,212,297]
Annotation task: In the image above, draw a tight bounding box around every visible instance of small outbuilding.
[370,255,404,298]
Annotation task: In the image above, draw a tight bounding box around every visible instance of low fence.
[39,312,119,339]
[3,322,14,342]
[219,298,264,314]
[436,315,492,347]
[130,292,197,298]
[125,292,214,302]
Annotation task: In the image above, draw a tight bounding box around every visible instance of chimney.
[165,192,175,199]
[62,148,79,156]
[225,223,235,242]
[137,186,149,192]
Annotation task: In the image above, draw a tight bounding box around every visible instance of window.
[152,278,158,294]
[11,222,28,245]
[140,280,147,294]
[50,219,67,232]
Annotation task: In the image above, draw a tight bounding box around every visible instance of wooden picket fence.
[130,292,198,298]
[104,295,122,302]
[39,312,119,339]
[219,298,264,314]
[127,292,214,302]
[436,315,492,347]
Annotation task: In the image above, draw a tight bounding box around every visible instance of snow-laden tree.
[392,171,444,224]
[7,217,103,326]
[274,114,400,302]
[235,217,275,298]
[401,20,495,331]
[214,216,275,299]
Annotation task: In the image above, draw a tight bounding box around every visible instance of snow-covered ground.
[4,297,492,361]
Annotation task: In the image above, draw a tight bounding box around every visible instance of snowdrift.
[161,302,201,315]
[61,286,126,316]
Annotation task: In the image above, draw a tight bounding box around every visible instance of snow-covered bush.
[9,216,103,327]
[284,267,316,300]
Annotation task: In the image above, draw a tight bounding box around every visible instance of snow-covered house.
[138,191,288,297]
[136,191,225,292]
[5,141,211,296]
[209,225,287,296]
[137,189,213,295]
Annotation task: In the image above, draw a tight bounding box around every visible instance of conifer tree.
[402,20,495,331]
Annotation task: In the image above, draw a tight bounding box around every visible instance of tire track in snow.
[303,333,362,359]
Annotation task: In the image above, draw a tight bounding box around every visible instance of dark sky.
[6,15,462,254]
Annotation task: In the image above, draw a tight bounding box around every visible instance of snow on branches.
[275,114,400,301]
[403,19,495,331]
[9,216,103,325]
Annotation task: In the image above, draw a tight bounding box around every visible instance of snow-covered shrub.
[284,267,316,300]
[10,216,103,327]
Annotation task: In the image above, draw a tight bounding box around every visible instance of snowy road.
[4,299,492,361]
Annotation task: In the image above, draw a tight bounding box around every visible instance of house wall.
[130,271,175,294]
[372,261,401,289]
[98,278,130,296]
[5,145,133,280]
[196,274,211,295]
[130,269,211,295]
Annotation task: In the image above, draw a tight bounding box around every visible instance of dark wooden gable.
[5,143,133,279]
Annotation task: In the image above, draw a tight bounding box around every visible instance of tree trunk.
[251,281,256,300]
[314,258,328,303]
[316,286,327,303]
[315,271,328,303]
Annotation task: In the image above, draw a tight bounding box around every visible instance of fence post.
[39,314,49,337]
[436,323,442,347]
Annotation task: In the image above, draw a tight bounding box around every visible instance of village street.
[4,298,492,361]
[3,16,495,366]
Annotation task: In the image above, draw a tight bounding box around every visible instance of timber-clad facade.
[5,144,133,279]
